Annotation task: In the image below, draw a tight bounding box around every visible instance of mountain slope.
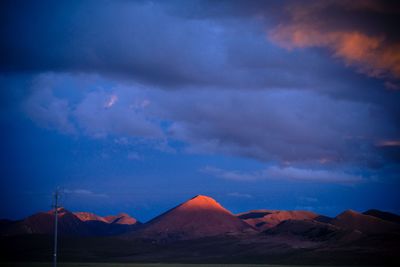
[331,210,400,234]
[74,212,109,223]
[135,195,254,240]
[264,219,363,243]
[238,209,319,231]
[104,213,138,225]
[1,208,89,236]
[363,209,400,224]
[0,208,141,236]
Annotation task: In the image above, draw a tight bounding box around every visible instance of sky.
[1,0,400,222]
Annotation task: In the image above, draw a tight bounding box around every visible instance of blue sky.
[1,0,400,222]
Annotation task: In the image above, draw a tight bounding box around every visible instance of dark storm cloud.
[1,0,222,86]
[2,0,396,91]
[1,0,400,174]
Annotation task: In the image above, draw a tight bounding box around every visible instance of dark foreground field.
[1,234,399,266]
[0,264,389,267]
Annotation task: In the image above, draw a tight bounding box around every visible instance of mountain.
[74,211,109,223]
[331,209,400,234]
[75,211,138,225]
[81,212,141,236]
[237,209,319,231]
[134,195,255,240]
[1,199,400,265]
[363,209,400,224]
[1,208,88,236]
[264,219,362,243]
[104,213,138,225]
[0,208,141,236]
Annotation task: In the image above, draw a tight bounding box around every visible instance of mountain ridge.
[1,195,399,239]
[1,195,400,265]
[0,207,141,236]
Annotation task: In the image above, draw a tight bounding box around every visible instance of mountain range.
[1,195,399,265]
[0,207,140,236]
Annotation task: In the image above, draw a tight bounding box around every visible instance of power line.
[53,188,60,267]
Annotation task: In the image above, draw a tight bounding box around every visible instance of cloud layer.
[202,165,362,184]
[1,0,400,185]
[19,72,397,172]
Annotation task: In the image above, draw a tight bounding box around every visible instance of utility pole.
[53,188,59,267]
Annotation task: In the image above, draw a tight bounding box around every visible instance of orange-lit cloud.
[269,2,400,87]
[376,140,400,147]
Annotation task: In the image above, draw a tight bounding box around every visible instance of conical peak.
[181,195,227,211]
[188,195,218,204]
[139,194,252,240]
[191,194,214,201]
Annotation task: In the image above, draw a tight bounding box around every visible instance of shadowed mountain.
[237,210,272,220]
[78,212,141,236]
[314,214,333,223]
[331,209,400,234]
[133,195,255,240]
[264,219,362,243]
[0,208,88,236]
[363,209,400,224]
[0,208,141,236]
[237,209,319,231]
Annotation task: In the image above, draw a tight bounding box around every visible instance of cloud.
[162,88,392,165]
[202,166,260,181]
[268,1,400,85]
[202,165,362,184]
[20,73,398,167]
[23,75,76,134]
[127,152,141,161]
[298,196,318,203]
[270,25,400,80]
[1,0,400,221]
[376,140,400,147]
[0,1,227,88]
[74,89,163,139]
[264,165,362,184]
[1,0,389,93]
[3,1,400,173]
[23,73,163,139]
[64,189,108,198]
